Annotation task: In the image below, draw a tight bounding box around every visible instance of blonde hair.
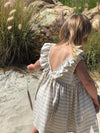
[59,14,91,55]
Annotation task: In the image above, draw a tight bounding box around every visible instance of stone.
[82,5,100,19]
[82,5,100,30]
[30,1,74,46]
[91,15,100,30]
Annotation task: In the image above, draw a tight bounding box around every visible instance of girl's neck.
[56,41,69,47]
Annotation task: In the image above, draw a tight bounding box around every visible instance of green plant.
[0,0,36,67]
[59,0,100,13]
[84,29,100,73]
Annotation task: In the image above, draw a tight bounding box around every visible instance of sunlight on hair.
[59,14,91,56]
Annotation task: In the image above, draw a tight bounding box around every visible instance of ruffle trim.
[39,43,56,73]
[39,43,84,79]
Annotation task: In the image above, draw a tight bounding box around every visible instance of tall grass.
[84,29,100,73]
[59,0,100,13]
[0,0,36,67]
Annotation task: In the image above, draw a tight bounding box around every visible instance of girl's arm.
[27,60,42,72]
[76,60,100,110]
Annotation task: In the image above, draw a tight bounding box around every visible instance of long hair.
[59,14,91,55]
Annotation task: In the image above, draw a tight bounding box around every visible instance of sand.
[0,70,41,133]
[0,70,100,133]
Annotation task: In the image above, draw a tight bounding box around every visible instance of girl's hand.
[27,64,35,72]
[92,98,100,110]
[27,60,42,72]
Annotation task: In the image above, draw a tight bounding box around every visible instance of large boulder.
[30,0,74,47]
[30,1,100,47]
[82,5,100,30]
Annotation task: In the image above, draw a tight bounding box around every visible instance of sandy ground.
[0,70,100,133]
[0,70,41,133]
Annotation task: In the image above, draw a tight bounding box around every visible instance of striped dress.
[33,43,99,133]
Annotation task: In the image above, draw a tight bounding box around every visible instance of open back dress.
[33,43,99,133]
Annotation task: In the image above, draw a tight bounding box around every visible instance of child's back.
[49,43,70,72]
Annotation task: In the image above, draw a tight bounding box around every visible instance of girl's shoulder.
[39,43,56,70]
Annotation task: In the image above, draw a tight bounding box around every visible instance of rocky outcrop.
[82,4,100,19]
[30,0,74,47]
[82,5,100,30]
[30,0,100,48]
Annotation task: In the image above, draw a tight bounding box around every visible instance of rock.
[29,0,47,13]
[82,5,100,19]
[91,15,100,30]
[82,5,100,30]
[30,1,100,46]
[37,6,73,26]
[30,0,74,46]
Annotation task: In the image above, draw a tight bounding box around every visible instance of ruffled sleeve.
[39,43,55,72]
[71,49,84,73]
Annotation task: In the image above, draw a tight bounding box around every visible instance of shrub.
[84,29,100,73]
[0,0,37,67]
[59,0,100,13]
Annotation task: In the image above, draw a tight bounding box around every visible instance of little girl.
[27,14,100,133]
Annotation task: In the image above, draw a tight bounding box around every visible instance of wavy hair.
[59,14,91,55]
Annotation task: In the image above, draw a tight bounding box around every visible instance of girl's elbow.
[83,78,94,88]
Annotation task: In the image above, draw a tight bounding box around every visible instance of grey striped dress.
[33,43,99,133]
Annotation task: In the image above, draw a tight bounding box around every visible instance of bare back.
[49,44,70,72]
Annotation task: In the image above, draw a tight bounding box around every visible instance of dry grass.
[0,0,36,66]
